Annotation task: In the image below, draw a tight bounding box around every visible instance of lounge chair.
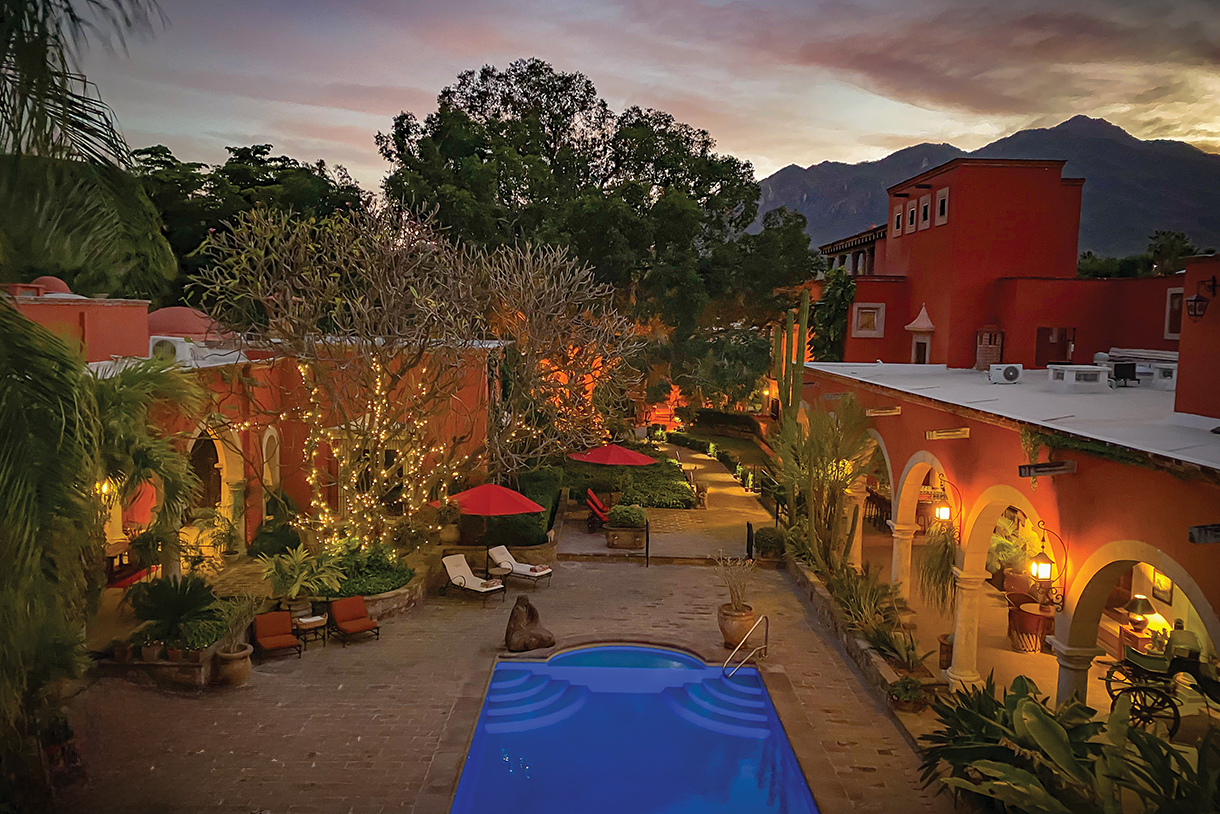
[441,554,506,606]
[488,546,553,589]
[329,596,380,646]
[586,489,609,532]
[253,611,303,659]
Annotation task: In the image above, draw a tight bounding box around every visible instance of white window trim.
[918,194,932,230]
[906,202,917,230]
[850,303,886,338]
[1165,287,1184,340]
[892,205,903,236]
[934,187,949,226]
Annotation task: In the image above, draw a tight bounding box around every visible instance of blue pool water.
[450,645,820,814]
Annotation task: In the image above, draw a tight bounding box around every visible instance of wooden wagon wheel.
[1114,687,1181,739]
[1104,663,1138,699]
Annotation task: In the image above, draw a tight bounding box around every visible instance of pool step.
[489,669,534,691]
[663,679,771,739]
[703,676,766,707]
[487,679,572,716]
[484,684,590,734]
[487,673,552,702]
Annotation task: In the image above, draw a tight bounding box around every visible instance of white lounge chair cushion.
[487,546,552,577]
[442,554,503,593]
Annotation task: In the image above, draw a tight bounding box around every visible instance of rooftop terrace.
[805,362,1220,472]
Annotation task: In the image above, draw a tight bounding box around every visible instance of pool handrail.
[722,615,769,678]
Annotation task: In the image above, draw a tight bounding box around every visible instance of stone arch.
[188,423,246,528]
[1062,540,1220,649]
[262,426,282,491]
[1051,539,1220,703]
[865,429,894,493]
[894,450,949,528]
[959,484,1043,574]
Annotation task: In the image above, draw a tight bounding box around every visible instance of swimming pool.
[450,645,820,814]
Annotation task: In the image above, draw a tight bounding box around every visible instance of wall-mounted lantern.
[1186,275,1217,321]
[1029,520,1067,611]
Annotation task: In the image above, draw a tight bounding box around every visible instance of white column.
[1048,637,1102,706]
[889,522,918,600]
[847,485,866,572]
[844,253,854,274]
[945,567,990,689]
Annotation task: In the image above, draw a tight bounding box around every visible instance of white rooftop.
[805,362,1220,472]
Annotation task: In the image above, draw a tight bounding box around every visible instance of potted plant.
[216,596,260,686]
[132,628,162,662]
[165,638,184,662]
[112,638,134,663]
[181,618,224,664]
[712,552,758,648]
[127,575,222,652]
[888,676,927,713]
[752,526,785,560]
[937,633,953,671]
[258,544,345,618]
[604,504,648,549]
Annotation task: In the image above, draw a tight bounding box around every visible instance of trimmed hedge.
[753,526,785,557]
[483,466,564,547]
[692,408,759,434]
[607,504,647,528]
[667,431,710,453]
[564,450,695,509]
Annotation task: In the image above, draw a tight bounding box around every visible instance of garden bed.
[563,451,695,509]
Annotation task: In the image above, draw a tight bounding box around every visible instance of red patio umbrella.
[443,484,545,574]
[567,443,657,467]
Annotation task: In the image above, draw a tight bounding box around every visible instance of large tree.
[377,58,819,406]
[132,143,368,305]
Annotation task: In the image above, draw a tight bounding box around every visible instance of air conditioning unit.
[1150,363,1178,391]
[989,364,1023,384]
[149,335,191,362]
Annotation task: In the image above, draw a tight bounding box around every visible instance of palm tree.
[1,0,160,164]
[0,304,98,802]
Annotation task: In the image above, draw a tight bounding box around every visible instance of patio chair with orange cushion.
[253,611,302,659]
[329,596,380,647]
[586,489,610,532]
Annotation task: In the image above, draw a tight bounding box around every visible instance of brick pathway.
[61,562,951,814]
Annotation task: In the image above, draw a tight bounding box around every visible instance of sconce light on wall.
[1186,275,1218,321]
[1029,520,1067,611]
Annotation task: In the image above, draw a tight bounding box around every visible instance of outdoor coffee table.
[488,567,511,586]
[293,614,328,649]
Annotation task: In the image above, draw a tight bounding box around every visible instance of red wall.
[1175,256,1220,419]
[13,298,150,362]
[844,277,910,362]
[992,276,1181,368]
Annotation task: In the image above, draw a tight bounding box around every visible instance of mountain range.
[756,116,1220,257]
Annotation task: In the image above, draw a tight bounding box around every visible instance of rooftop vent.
[1047,365,1110,394]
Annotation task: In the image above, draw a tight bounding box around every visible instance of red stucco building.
[823,159,1186,371]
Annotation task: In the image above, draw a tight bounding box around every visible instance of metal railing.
[722,615,769,678]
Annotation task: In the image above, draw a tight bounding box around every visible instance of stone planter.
[216,644,253,686]
[604,525,645,549]
[187,649,205,665]
[717,603,759,649]
[140,644,162,662]
[166,647,183,663]
[113,642,133,663]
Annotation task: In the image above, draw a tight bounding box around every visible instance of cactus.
[774,289,810,428]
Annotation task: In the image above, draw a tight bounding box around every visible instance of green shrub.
[716,448,739,469]
[621,467,696,509]
[888,676,925,702]
[127,575,219,641]
[179,617,227,651]
[666,431,711,453]
[331,542,414,597]
[248,489,302,557]
[482,466,563,546]
[607,504,647,528]
[753,526,785,557]
[693,408,759,433]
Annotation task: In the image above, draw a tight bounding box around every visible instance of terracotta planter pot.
[717,603,759,649]
[891,698,927,713]
[140,644,162,662]
[937,634,953,671]
[113,642,133,663]
[280,597,312,620]
[187,649,204,664]
[165,648,183,663]
[216,644,253,686]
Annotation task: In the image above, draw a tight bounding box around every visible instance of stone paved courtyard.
[60,562,953,814]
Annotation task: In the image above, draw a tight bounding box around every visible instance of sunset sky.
[82,0,1220,189]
